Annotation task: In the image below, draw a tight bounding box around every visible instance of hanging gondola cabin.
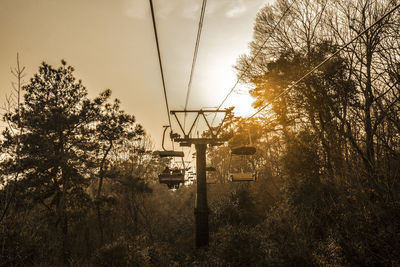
[228,146,257,182]
[156,150,185,189]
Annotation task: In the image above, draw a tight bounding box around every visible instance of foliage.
[2,0,400,265]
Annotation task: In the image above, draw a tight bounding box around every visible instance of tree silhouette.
[0,60,146,262]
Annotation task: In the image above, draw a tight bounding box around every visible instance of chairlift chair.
[156,150,186,189]
[228,127,257,182]
[157,150,184,158]
[206,177,217,184]
[228,145,257,182]
[205,166,218,184]
[159,169,185,189]
[205,166,216,172]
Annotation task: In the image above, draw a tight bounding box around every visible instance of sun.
[209,71,256,118]
[227,90,256,117]
[198,52,257,118]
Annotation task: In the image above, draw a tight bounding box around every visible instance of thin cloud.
[209,0,264,19]
[182,1,201,19]
[225,0,247,18]
[122,0,269,20]
[157,2,178,18]
[122,0,148,19]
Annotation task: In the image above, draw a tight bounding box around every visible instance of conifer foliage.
[0,60,145,264]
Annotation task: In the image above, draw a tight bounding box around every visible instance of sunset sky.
[0,0,273,149]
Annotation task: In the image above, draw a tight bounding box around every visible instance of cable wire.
[249,2,400,118]
[149,0,173,129]
[184,0,208,129]
[212,0,295,123]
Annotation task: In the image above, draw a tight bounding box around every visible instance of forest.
[1,0,400,266]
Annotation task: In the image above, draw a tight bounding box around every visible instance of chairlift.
[206,177,217,184]
[206,166,217,184]
[228,129,257,182]
[157,152,186,189]
[205,166,216,172]
[159,168,185,189]
[156,126,186,189]
[157,150,184,158]
[228,146,256,182]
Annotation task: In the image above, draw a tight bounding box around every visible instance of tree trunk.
[96,141,113,245]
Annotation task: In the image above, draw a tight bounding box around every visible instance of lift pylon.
[169,108,232,248]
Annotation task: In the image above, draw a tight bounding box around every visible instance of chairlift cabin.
[228,146,256,182]
[156,150,186,189]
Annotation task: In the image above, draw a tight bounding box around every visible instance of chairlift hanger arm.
[161,125,169,151]
[247,128,253,145]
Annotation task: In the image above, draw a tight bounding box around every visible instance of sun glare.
[203,61,256,118]
[229,92,256,117]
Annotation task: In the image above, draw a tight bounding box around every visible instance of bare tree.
[0,53,25,224]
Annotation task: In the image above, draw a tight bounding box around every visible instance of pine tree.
[1,60,145,261]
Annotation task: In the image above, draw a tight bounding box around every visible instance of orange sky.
[0,0,273,149]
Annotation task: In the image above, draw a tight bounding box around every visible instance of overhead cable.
[249,2,400,118]
[184,0,208,111]
[184,0,208,129]
[213,0,295,120]
[149,0,173,129]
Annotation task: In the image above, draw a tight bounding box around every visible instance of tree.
[1,60,101,261]
[232,0,400,264]
[0,60,147,262]
[0,53,25,225]
[93,91,145,244]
